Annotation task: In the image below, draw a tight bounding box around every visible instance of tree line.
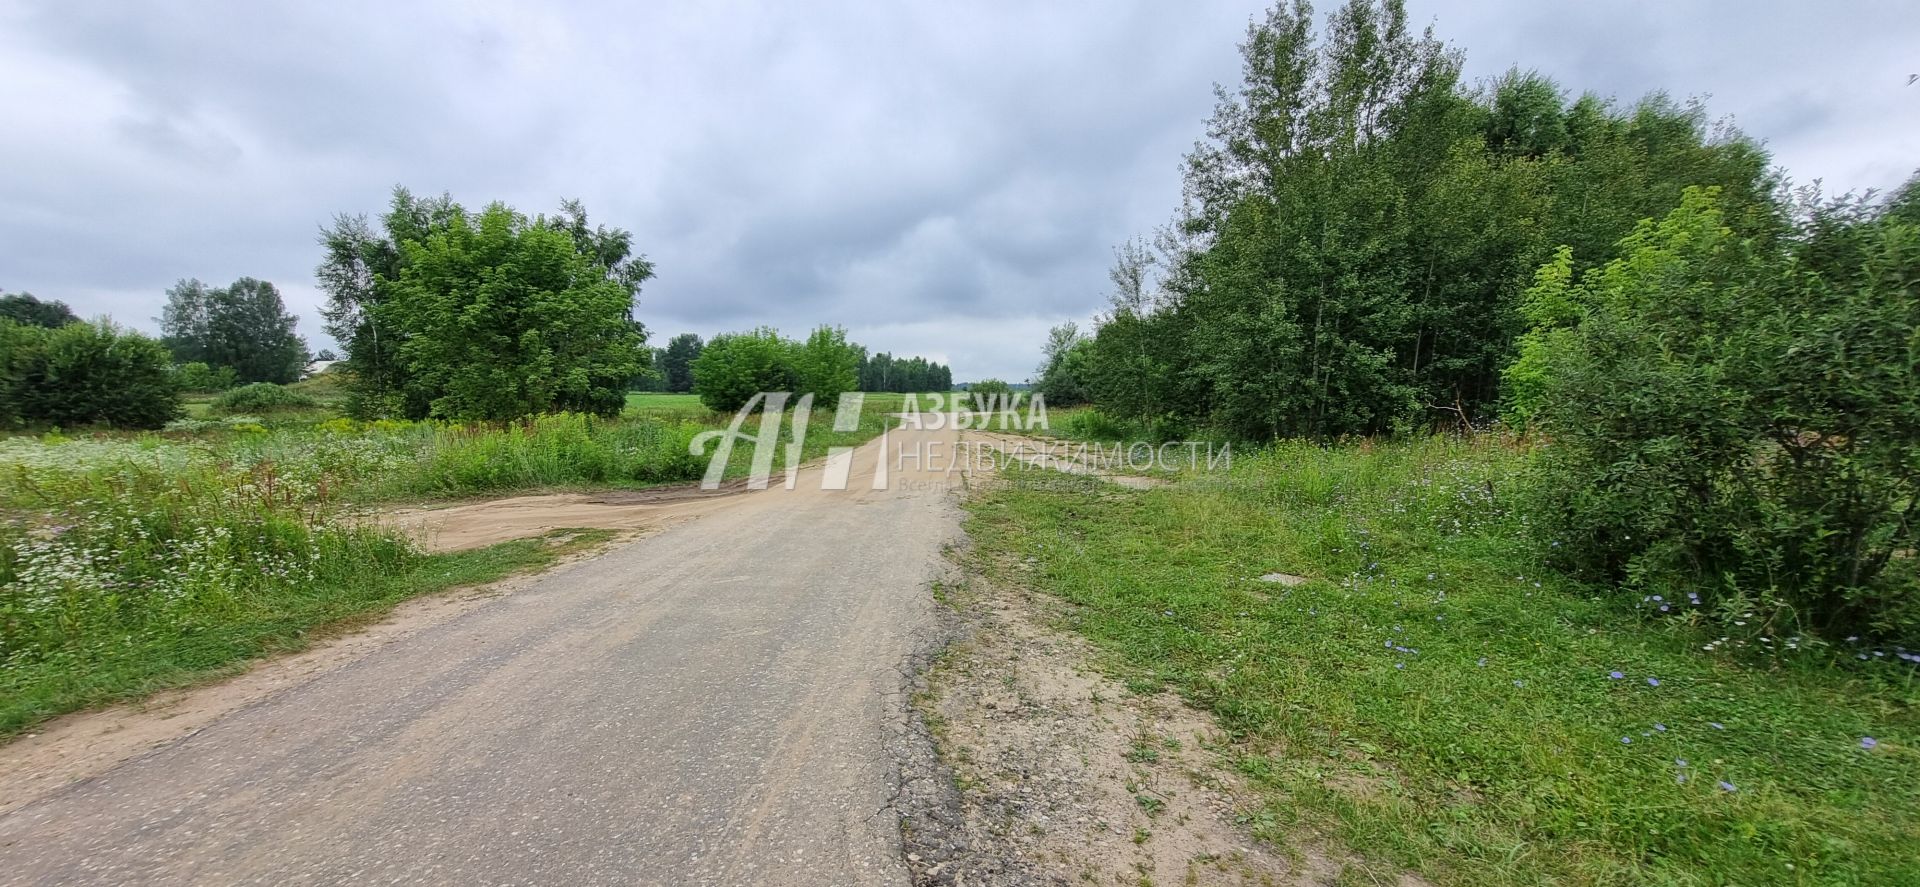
[636,331,952,401]
[1038,0,1773,435]
[1038,0,1920,643]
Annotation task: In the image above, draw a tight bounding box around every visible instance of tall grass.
[391,413,708,495]
[0,456,423,733]
[966,435,1919,886]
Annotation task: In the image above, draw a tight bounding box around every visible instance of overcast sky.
[2,1,1915,381]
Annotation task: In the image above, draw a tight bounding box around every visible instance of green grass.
[0,528,612,739]
[963,436,1919,886]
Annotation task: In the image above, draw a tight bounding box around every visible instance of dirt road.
[0,424,974,885]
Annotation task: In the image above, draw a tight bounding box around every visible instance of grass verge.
[962,437,1918,886]
[0,529,612,740]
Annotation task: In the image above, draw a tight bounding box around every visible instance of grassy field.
[0,389,908,737]
[963,435,1918,886]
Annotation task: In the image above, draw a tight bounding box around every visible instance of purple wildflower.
[1861,737,1878,750]
[1609,671,1625,680]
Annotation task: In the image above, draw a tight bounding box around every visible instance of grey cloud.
[2,1,1915,381]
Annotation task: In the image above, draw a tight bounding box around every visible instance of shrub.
[0,319,180,429]
[692,328,798,413]
[1523,189,1920,644]
[211,382,318,415]
[791,326,860,402]
[174,361,238,393]
[967,378,1014,399]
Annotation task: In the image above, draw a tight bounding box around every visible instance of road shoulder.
[895,549,1339,886]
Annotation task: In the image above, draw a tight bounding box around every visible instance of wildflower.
[1476,657,1487,667]
[1717,781,1736,792]
[1513,680,1525,688]
[1609,671,1625,680]
[1646,677,1660,687]
[1654,724,1667,732]
[1709,722,1724,730]
[1861,737,1878,750]
[1621,736,1632,744]
[1394,662,1405,670]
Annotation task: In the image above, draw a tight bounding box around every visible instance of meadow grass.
[0,441,616,737]
[963,436,1919,886]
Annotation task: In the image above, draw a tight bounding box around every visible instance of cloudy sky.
[2,1,1914,381]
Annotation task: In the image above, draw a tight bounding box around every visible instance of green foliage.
[381,202,645,420]
[858,350,952,393]
[1524,188,1920,644]
[966,378,1014,399]
[793,325,861,402]
[661,333,703,393]
[691,328,797,412]
[210,382,319,415]
[690,325,878,412]
[0,291,79,328]
[1034,322,1092,406]
[317,188,652,420]
[174,361,239,394]
[1073,0,1774,438]
[403,413,706,493]
[0,319,180,429]
[966,437,1920,886]
[159,277,310,384]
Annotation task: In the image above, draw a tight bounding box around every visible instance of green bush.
[1523,188,1920,644]
[174,361,238,393]
[692,328,799,413]
[966,378,1014,400]
[211,382,318,415]
[0,319,181,429]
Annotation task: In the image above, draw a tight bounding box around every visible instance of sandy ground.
[382,481,756,552]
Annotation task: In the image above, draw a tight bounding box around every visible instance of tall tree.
[159,277,309,384]
[661,333,703,393]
